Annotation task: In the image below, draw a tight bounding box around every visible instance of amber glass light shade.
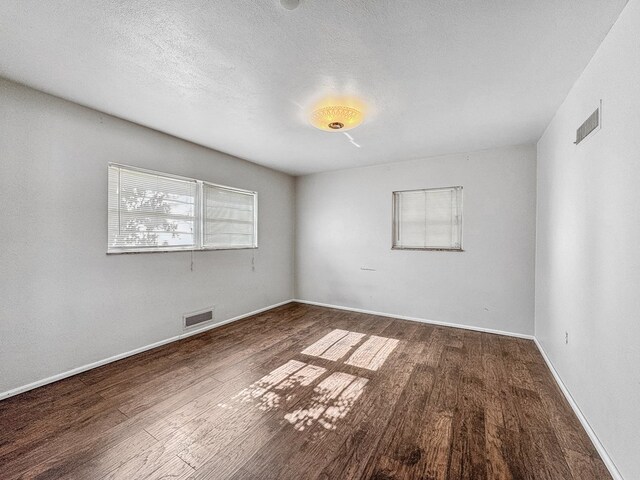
[310,106,364,132]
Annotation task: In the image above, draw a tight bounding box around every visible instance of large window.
[108,164,257,253]
[392,186,463,251]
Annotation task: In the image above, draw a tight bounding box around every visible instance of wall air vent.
[574,101,602,145]
[183,307,215,329]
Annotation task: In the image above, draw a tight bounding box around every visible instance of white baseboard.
[293,299,534,340]
[0,299,294,401]
[533,338,623,480]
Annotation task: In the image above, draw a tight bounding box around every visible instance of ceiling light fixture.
[280,0,300,10]
[310,105,364,132]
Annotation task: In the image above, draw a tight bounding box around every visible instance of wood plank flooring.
[0,303,611,479]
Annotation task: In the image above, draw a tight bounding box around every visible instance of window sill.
[107,246,258,255]
[391,247,464,252]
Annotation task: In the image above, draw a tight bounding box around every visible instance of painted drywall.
[296,145,537,336]
[535,0,640,478]
[0,78,295,395]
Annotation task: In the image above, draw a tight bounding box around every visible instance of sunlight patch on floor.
[302,329,399,370]
[218,360,326,412]
[284,372,369,431]
[217,328,399,433]
[345,335,400,371]
[316,331,366,361]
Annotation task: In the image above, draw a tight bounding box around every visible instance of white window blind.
[393,186,463,250]
[203,183,257,249]
[108,164,257,253]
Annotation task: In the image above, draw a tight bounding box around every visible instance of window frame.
[391,186,464,252]
[107,163,258,254]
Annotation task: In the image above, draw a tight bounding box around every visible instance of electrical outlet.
[565,331,569,344]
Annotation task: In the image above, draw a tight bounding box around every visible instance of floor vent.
[574,101,601,145]
[184,307,215,329]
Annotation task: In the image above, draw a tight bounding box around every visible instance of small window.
[108,164,257,253]
[392,186,463,251]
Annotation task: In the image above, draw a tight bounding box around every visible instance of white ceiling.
[0,1,628,175]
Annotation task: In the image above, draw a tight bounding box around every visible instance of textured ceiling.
[0,0,628,175]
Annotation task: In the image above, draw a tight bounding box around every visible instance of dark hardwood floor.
[0,303,610,479]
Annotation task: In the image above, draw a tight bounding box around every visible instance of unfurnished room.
[0,1,638,479]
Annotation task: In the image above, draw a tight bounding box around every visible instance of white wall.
[536,0,640,478]
[0,78,295,396]
[296,145,537,336]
